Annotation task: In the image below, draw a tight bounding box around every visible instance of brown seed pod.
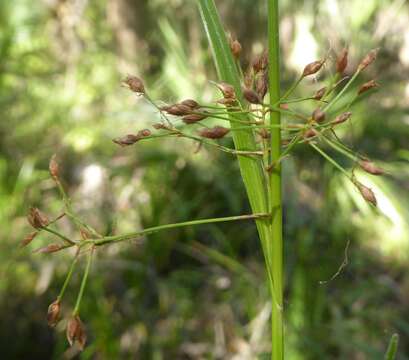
[333,112,352,125]
[33,243,64,254]
[230,39,242,59]
[302,60,325,77]
[27,207,50,229]
[47,299,61,328]
[123,75,145,94]
[49,154,59,180]
[152,123,167,130]
[303,128,318,139]
[165,104,192,116]
[216,82,236,99]
[356,182,377,206]
[255,72,268,100]
[21,231,39,247]
[313,87,327,100]
[217,98,237,107]
[182,112,208,124]
[66,315,87,350]
[358,48,379,72]
[336,48,349,74]
[252,51,268,73]
[358,80,379,95]
[359,160,384,175]
[112,134,140,147]
[199,126,230,139]
[244,66,254,89]
[243,87,262,104]
[312,108,326,123]
[180,99,200,109]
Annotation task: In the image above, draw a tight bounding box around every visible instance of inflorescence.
[23,38,384,351]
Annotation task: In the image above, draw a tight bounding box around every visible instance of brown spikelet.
[165,104,192,116]
[255,72,268,100]
[217,98,237,107]
[313,87,327,100]
[33,243,64,254]
[244,66,254,89]
[66,315,87,350]
[356,183,377,206]
[359,160,385,175]
[182,112,208,124]
[199,126,230,139]
[27,207,50,229]
[21,231,39,247]
[333,112,352,125]
[302,60,325,77]
[47,299,61,327]
[358,48,379,72]
[252,51,268,73]
[180,99,200,109]
[358,80,379,95]
[242,88,262,104]
[230,38,242,59]
[112,134,140,147]
[80,228,91,240]
[123,75,145,94]
[216,82,236,99]
[303,128,318,139]
[336,48,348,74]
[312,108,326,123]
[152,123,167,130]
[49,154,59,180]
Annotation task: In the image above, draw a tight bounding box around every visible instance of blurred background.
[1,0,409,358]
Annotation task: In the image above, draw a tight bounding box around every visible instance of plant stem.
[42,227,75,245]
[92,213,270,246]
[310,142,351,178]
[57,249,79,301]
[268,0,284,359]
[73,246,94,315]
[55,180,101,238]
[323,71,360,113]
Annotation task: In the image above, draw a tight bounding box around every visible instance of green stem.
[73,246,94,315]
[93,213,270,246]
[139,131,263,157]
[323,71,360,113]
[56,180,101,238]
[42,227,75,245]
[268,0,284,359]
[310,142,351,178]
[57,250,79,301]
[321,134,358,162]
[279,76,302,102]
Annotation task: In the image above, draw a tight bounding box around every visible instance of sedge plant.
[22,0,398,358]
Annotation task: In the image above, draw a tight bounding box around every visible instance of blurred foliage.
[1,0,409,359]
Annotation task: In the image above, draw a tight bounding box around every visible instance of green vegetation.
[1,0,409,359]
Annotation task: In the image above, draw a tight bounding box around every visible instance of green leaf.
[197,0,272,265]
